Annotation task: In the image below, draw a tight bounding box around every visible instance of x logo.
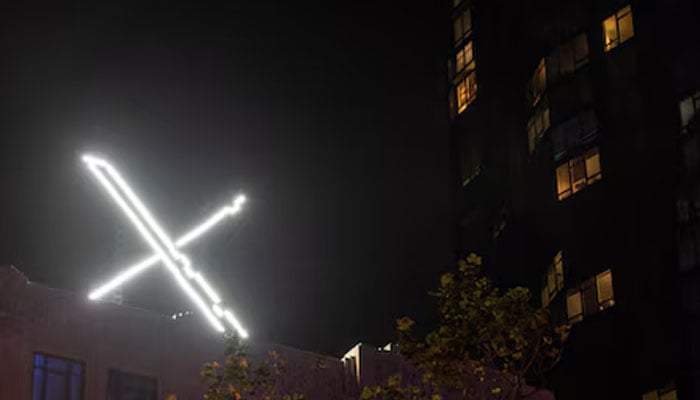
[83,154,248,337]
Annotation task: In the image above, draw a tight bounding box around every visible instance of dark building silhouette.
[447,0,700,399]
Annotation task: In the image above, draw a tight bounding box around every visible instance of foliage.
[394,254,569,399]
[201,334,305,400]
[360,375,441,400]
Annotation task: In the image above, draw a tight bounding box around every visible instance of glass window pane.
[33,369,45,400]
[581,278,598,316]
[456,48,465,72]
[35,354,46,367]
[461,9,471,38]
[618,11,635,43]
[596,269,615,308]
[566,291,583,322]
[559,46,574,75]
[46,371,68,400]
[47,357,68,372]
[554,253,564,289]
[585,148,602,180]
[643,390,659,400]
[70,374,82,400]
[603,15,618,51]
[680,97,696,127]
[556,163,571,199]
[542,286,550,307]
[573,33,589,67]
[547,267,556,296]
[570,157,586,193]
[659,390,677,400]
[457,80,467,112]
[453,18,462,43]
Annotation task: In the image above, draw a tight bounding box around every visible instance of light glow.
[83,154,247,337]
[87,195,246,299]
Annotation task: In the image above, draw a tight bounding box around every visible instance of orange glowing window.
[603,5,634,52]
[456,72,477,113]
[455,41,475,74]
[596,269,615,310]
[556,147,602,200]
[529,58,547,106]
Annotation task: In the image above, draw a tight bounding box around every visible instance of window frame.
[566,268,615,324]
[455,71,477,113]
[603,5,634,52]
[680,90,700,134]
[527,98,550,153]
[32,352,85,400]
[556,147,602,200]
[542,251,565,307]
[453,8,472,46]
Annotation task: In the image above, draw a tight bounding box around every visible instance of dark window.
[680,90,700,134]
[581,277,598,317]
[453,8,472,46]
[108,370,157,400]
[551,110,599,162]
[546,33,589,84]
[32,353,84,400]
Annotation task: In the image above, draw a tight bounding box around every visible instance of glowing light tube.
[224,309,249,339]
[83,156,227,332]
[87,195,245,300]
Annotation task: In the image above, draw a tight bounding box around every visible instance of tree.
[200,334,305,400]
[393,254,569,400]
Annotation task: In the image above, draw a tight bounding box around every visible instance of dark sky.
[0,1,452,355]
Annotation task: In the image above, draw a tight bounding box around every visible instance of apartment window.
[456,72,477,113]
[32,353,84,400]
[455,41,475,75]
[603,5,634,52]
[566,269,615,323]
[551,110,599,162]
[453,8,472,45]
[556,147,602,200]
[547,33,589,82]
[527,99,550,153]
[566,290,583,323]
[541,251,565,307]
[643,384,678,400]
[108,370,157,400]
[528,58,547,106]
[680,90,700,134]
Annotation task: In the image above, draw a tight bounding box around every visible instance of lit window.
[566,290,583,323]
[455,41,475,75]
[603,5,634,52]
[547,33,589,82]
[596,269,615,309]
[32,353,84,400]
[644,384,678,400]
[542,251,565,307]
[453,8,472,45]
[567,269,615,324]
[643,391,659,400]
[680,90,700,134]
[456,72,477,113]
[529,58,547,106]
[556,147,602,200]
[108,369,157,400]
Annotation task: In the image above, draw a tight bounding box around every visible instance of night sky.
[0,1,452,355]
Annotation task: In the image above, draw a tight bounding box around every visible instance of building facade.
[447,0,700,399]
[0,266,355,400]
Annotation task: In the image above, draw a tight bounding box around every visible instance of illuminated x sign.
[83,154,248,337]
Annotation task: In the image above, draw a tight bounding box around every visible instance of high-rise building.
[447,0,700,399]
